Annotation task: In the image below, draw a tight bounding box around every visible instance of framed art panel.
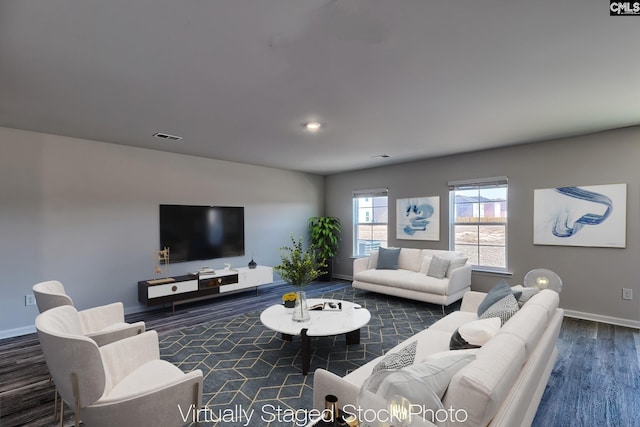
[396,196,440,241]
[533,183,626,248]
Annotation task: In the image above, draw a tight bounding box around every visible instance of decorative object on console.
[396,196,440,241]
[149,247,174,285]
[248,258,257,269]
[524,268,563,293]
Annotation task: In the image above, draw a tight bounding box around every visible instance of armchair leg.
[52,380,59,421]
[71,372,80,427]
[59,399,64,427]
[194,382,201,426]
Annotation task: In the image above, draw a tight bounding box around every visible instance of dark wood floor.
[1,282,639,426]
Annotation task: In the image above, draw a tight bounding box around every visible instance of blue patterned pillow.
[477,280,512,316]
[373,341,417,372]
[479,294,519,325]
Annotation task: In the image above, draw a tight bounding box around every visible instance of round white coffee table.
[260,298,371,375]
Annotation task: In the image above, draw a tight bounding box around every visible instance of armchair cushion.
[100,331,161,395]
[103,360,188,402]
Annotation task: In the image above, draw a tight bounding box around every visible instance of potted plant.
[308,216,342,281]
[274,235,326,322]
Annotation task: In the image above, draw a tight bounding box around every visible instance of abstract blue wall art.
[396,196,440,241]
[533,183,626,248]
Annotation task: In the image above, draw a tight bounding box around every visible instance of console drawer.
[148,280,198,299]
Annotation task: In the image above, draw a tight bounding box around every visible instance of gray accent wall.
[326,126,640,325]
[0,127,324,337]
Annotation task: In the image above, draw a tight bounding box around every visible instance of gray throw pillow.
[372,341,417,372]
[479,293,519,325]
[376,247,401,270]
[477,280,512,316]
[427,256,450,279]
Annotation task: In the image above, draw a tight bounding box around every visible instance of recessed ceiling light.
[153,132,183,141]
[303,121,323,132]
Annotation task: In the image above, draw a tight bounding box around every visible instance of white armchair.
[32,280,145,346]
[36,305,203,427]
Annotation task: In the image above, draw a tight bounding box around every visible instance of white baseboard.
[0,325,36,340]
[564,309,640,330]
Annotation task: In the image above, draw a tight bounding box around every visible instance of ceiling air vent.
[153,132,183,141]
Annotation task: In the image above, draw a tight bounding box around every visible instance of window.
[449,177,508,271]
[353,189,388,256]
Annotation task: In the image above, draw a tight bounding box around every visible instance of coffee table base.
[285,328,361,375]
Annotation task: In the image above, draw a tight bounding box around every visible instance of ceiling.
[1,0,639,175]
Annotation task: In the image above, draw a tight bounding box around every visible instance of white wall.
[0,127,324,337]
[326,126,640,326]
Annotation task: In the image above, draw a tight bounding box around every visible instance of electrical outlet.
[25,294,36,306]
[622,288,633,301]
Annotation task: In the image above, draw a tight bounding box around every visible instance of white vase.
[292,290,310,322]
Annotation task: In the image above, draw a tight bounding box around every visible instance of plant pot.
[319,259,333,282]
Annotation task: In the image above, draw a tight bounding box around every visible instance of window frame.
[448,177,508,272]
[352,188,389,257]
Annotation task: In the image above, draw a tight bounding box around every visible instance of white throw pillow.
[445,257,468,277]
[367,250,379,269]
[419,255,433,274]
[458,317,501,346]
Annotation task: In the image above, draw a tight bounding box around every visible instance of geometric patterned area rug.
[159,285,449,427]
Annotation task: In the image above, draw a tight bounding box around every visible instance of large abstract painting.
[533,183,626,248]
[396,196,440,241]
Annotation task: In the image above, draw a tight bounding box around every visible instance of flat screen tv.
[159,205,245,263]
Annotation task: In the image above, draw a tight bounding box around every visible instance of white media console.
[138,265,273,310]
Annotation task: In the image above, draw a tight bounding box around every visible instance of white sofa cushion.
[354,270,449,295]
[444,333,527,426]
[397,248,423,271]
[498,303,548,358]
[385,353,476,399]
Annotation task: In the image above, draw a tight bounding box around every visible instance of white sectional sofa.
[313,288,563,427]
[352,248,472,308]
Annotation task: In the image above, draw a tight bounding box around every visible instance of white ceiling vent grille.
[153,132,183,141]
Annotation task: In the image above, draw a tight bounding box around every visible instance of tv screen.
[159,205,245,263]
